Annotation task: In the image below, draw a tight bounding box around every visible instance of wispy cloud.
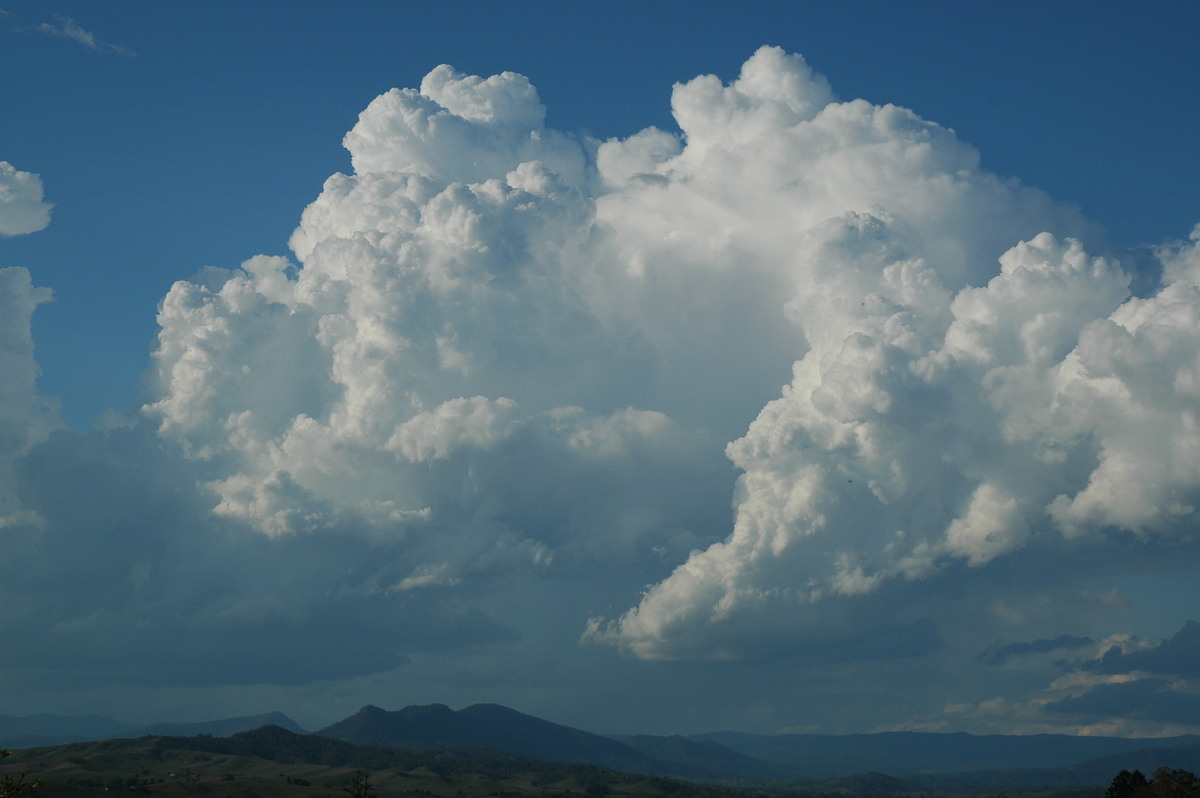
[34,15,134,56]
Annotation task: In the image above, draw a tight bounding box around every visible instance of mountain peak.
[317,702,657,773]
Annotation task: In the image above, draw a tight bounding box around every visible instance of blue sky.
[4,1,1197,431]
[1,1,1199,736]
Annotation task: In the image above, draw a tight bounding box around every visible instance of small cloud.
[0,162,52,236]
[35,15,134,56]
[388,564,461,593]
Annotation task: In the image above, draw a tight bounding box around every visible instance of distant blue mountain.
[0,713,138,748]
[317,703,666,774]
[616,733,785,780]
[691,730,1200,778]
[0,711,306,749]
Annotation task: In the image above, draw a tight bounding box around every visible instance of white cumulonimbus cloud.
[134,46,1200,665]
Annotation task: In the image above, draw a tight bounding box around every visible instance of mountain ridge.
[316,702,674,776]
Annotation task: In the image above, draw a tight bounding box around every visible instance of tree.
[1108,769,1150,798]
[0,749,41,798]
[343,769,377,798]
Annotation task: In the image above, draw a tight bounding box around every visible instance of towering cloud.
[139,47,1200,668]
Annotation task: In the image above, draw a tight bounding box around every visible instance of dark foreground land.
[0,725,1110,798]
